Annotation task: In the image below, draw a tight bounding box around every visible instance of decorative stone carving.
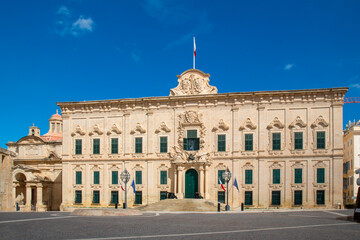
[89,124,104,136]
[169,146,211,164]
[170,69,218,96]
[130,123,146,134]
[239,118,257,130]
[212,119,229,132]
[71,125,86,136]
[177,111,206,150]
[289,116,307,129]
[107,124,122,135]
[155,122,171,133]
[267,117,284,129]
[311,115,329,128]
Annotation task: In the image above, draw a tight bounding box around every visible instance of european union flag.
[131,179,136,194]
[233,177,239,192]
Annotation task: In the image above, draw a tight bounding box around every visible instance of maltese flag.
[193,37,196,57]
[119,181,125,191]
[219,178,226,192]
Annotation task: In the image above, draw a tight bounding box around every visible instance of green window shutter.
[94,171,100,184]
[111,191,118,204]
[76,171,82,185]
[93,190,100,204]
[245,169,253,184]
[273,169,280,184]
[218,135,226,152]
[187,130,197,138]
[294,132,303,150]
[245,134,253,151]
[111,138,118,154]
[245,191,253,205]
[272,191,281,205]
[160,191,167,200]
[218,170,225,184]
[272,133,281,150]
[75,139,82,155]
[160,137,168,153]
[317,131,326,149]
[194,138,200,150]
[75,190,82,204]
[135,138,142,153]
[183,138,188,150]
[160,171,167,184]
[294,168,302,184]
[136,171,142,185]
[112,171,118,185]
[316,190,325,204]
[218,191,225,204]
[93,139,100,154]
[294,190,302,205]
[135,191,142,204]
[317,168,325,183]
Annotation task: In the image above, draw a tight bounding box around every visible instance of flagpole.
[193,36,195,69]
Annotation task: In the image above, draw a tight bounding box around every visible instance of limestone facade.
[57,69,347,209]
[0,147,15,211]
[343,120,360,205]
[6,112,63,211]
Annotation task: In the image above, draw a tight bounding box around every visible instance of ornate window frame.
[130,123,146,156]
[90,165,102,190]
[72,165,85,190]
[289,116,307,154]
[89,124,104,159]
[132,164,145,191]
[108,164,121,190]
[155,122,171,156]
[107,124,122,157]
[212,119,229,155]
[310,116,329,153]
[267,117,285,154]
[313,161,328,189]
[269,161,284,189]
[71,125,86,159]
[239,118,257,155]
[157,164,170,191]
[241,162,255,191]
[177,111,206,151]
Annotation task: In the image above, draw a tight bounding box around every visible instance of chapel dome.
[50,110,62,120]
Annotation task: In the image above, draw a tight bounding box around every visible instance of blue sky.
[0,0,359,148]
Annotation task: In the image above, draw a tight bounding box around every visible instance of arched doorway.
[185,169,198,198]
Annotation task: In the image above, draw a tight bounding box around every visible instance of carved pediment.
[71,125,86,136]
[170,69,218,96]
[291,161,305,168]
[270,161,282,169]
[239,118,257,130]
[130,123,146,134]
[311,116,329,128]
[12,164,40,173]
[243,162,254,169]
[212,119,229,132]
[289,116,307,129]
[89,124,104,136]
[17,136,45,145]
[180,110,201,125]
[267,117,284,130]
[155,122,171,134]
[107,124,122,135]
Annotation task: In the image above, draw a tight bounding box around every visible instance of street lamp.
[120,169,130,209]
[222,167,232,211]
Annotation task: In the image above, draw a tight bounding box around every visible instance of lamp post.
[120,169,130,209]
[222,168,232,211]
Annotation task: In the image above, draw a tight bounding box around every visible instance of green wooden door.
[185,169,198,198]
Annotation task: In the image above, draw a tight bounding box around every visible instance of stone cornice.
[57,87,348,115]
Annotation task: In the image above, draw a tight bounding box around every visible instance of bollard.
[217,203,220,212]
[123,203,127,209]
[241,203,244,211]
[16,202,19,211]
[115,203,118,209]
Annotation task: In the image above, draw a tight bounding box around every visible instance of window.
[135,191,142,204]
[317,168,325,183]
[272,133,281,150]
[94,171,100,184]
[111,171,118,185]
[273,169,280,184]
[75,139,82,155]
[183,130,199,151]
[160,171,167,184]
[218,191,225,203]
[135,137,142,153]
[294,132,303,150]
[111,191,118,204]
[52,123,55,132]
[272,191,281,205]
[93,190,100,204]
[218,134,226,152]
[75,190,82,204]
[245,191,253,205]
[245,134,253,151]
[245,169,253,184]
[136,171,142,185]
[294,168,302,184]
[56,123,60,133]
[316,190,325,205]
[316,131,325,149]
[294,190,302,205]
[218,170,225,184]
[93,139,100,154]
[160,136,168,153]
[111,138,118,154]
[76,171,82,185]
[160,191,167,200]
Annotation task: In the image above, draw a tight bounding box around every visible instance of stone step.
[137,199,225,212]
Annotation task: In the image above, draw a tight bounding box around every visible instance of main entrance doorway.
[185,169,198,198]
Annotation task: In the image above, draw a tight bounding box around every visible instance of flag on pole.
[193,37,196,57]
[119,181,125,191]
[219,178,226,191]
[233,177,239,192]
[131,179,136,194]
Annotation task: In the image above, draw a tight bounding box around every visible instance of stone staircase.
[137,199,224,212]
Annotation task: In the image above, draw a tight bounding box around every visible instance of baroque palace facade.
[1,69,348,211]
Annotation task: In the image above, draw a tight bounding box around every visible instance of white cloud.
[284,63,295,71]
[350,83,360,89]
[57,6,70,16]
[72,16,94,34]
[131,50,141,62]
